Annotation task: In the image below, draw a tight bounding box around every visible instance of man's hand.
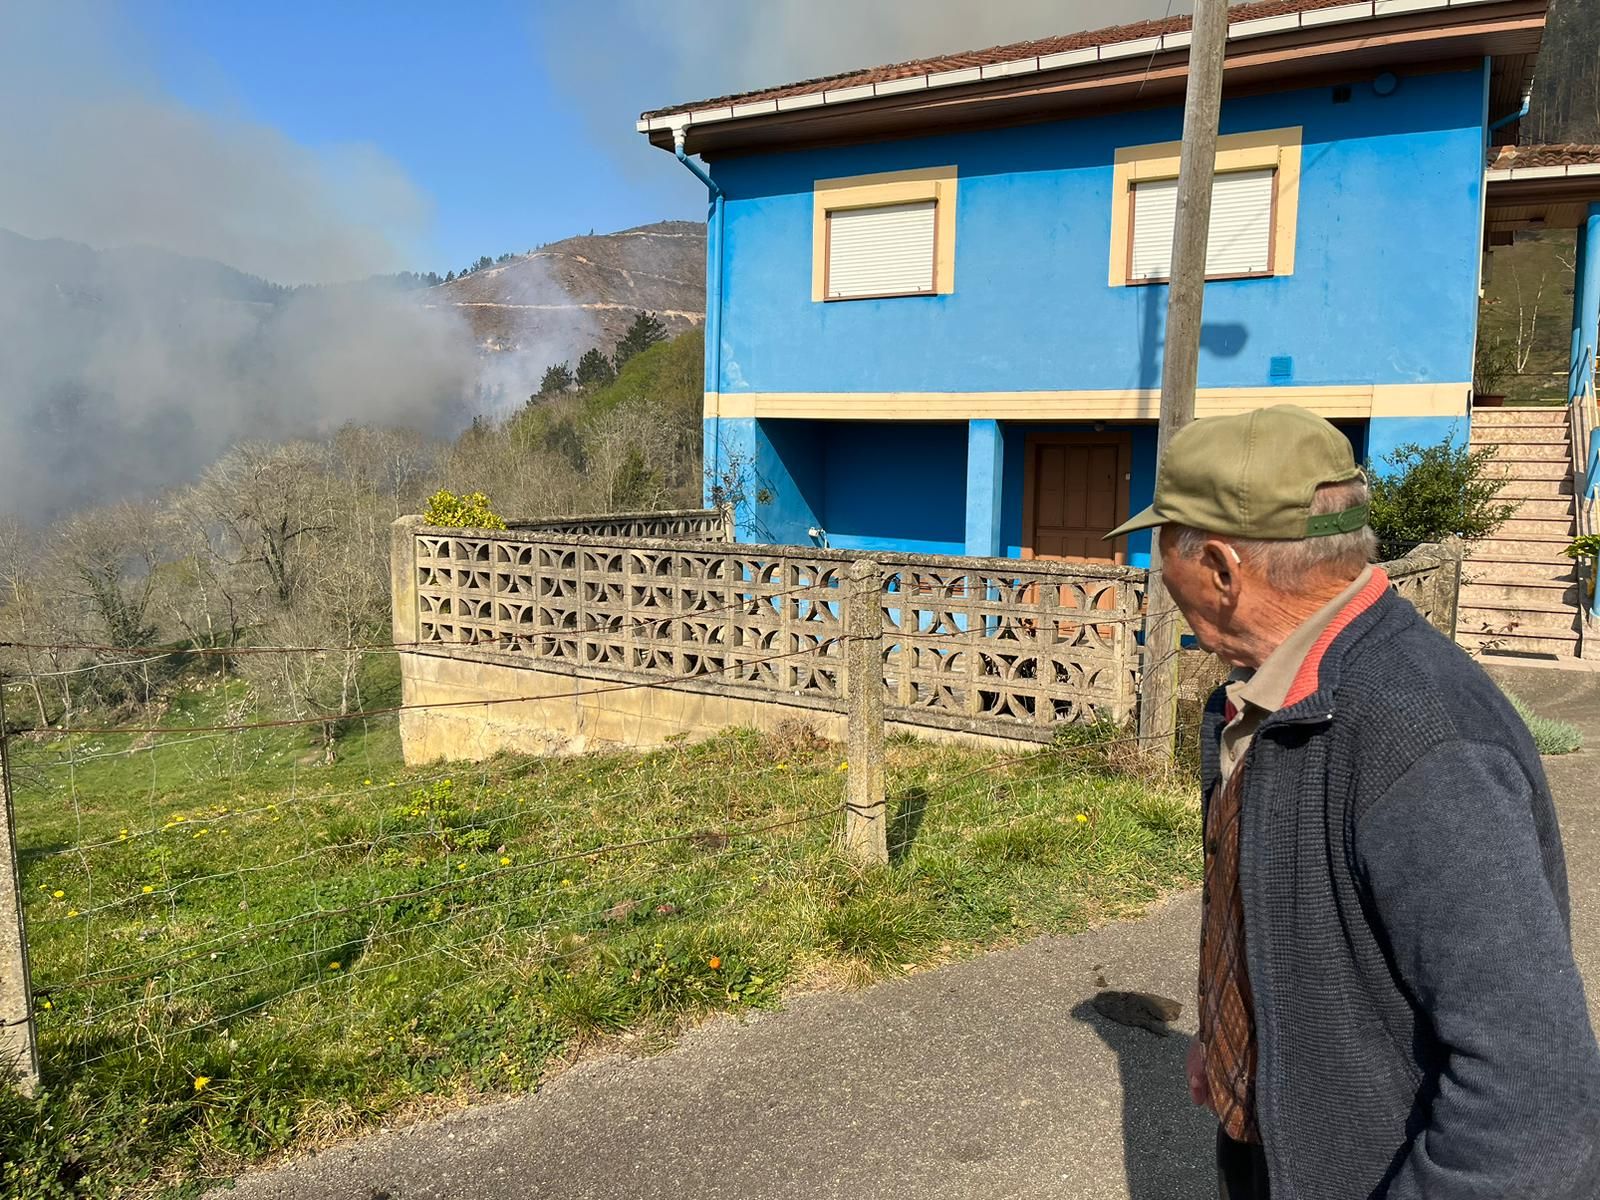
[1187,1038,1211,1108]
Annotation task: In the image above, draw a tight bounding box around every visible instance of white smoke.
[537,0,1191,174]
[0,1,491,521]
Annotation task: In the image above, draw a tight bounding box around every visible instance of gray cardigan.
[1201,585,1600,1198]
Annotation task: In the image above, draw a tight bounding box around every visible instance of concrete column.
[1572,202,1600,404]
[965,419,1005,559]
[0,680,39,1096]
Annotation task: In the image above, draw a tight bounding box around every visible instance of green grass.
[1505,691,1585,756]
[2,678,1199,1198]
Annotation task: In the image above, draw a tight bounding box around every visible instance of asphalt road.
[212,662,1600,1200]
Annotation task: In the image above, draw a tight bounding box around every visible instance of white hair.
[1169,478,1378,589]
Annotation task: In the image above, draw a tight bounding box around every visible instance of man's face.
[1158,525,1233,661]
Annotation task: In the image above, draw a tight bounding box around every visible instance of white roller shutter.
[1129,168,1275,281]
[826,200,937,299]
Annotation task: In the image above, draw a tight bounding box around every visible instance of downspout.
[1488,88,1531,133]
[672,124,725,511]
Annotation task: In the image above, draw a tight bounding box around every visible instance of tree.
[1368,439,1519,559]
[613,312,668,370]
[539,361,574,396]
[475,255,493,272]
[445,270,455,283]
[575,347,616,389]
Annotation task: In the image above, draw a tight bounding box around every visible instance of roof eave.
[639,0,1546,158]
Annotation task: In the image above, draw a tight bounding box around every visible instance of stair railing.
[1571,344,1599,619]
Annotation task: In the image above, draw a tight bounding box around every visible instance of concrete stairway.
[1457,407,1582,658]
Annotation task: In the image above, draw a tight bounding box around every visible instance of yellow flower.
[142,885,155,894]
[364,779,373,786]
[837,761,849,772]
[67,909,79,918]
[560,878,573,887]
[500,856,511,866]
[708,956,722,970]
[457,862,467,872]
[193,1075,211,1092]
[40,1000,52,1011]
[1074,813,1089,824]
[328,962,341,971]
[51,890,63,899]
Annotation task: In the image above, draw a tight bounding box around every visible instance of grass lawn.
[2,671,1200,1198]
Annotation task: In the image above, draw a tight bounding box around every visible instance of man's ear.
[1198,538,1240,596]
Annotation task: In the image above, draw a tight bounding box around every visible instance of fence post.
[1435,537,1464,641]
[0,676,40,1097]
[844,560,888,865]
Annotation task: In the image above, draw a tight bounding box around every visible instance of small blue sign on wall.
[1269,355,1295,384]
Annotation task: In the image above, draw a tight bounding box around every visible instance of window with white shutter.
[1129,168,1277,282]
[825,201,938,300]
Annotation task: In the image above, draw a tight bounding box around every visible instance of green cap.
[1106,405,1366,541]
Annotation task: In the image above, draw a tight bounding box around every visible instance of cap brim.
[1103,505,1167,541]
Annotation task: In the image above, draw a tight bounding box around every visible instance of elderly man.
[1106,406,1600,1199]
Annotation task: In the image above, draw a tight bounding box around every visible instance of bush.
[1505,691,1584,755]
[1367,439,1517,559]
[422,489,507,530]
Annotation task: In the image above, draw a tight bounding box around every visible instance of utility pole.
[1137,0,1230,761]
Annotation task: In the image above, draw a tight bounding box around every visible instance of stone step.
[1458,630,1582,657]
[1483,459,1572,482]
[1460,581,1581,607]
[1458,604,1583,636]
[1471,408,1569,427]
[1468,540,1575,565]
[1495,515,1577,538]
[1500,496,1577,518]
[1463,559,1578,584]
[1499,477,1576,501]
[1471,425,1572,445]
[1470,440,1573,462]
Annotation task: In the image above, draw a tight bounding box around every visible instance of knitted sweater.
[1200,582,1600,1199]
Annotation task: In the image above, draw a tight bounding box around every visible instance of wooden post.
[1138,0,1230,761]
[844,560,887,865]
[0,676,39,1097]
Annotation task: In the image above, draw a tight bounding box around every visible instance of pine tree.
[613,312,668,370]
[444,270,455,282]
[575,347,616,388]
[538,361,574,396]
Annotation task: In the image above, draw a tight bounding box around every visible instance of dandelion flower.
[560,878,573,887]
[328,962,341,971]
[837,761,849,772]
[364,779,373,786]
[40,1000,52,1011]
[193,1076,211,1092]
[51,890,63,899]
[67,909,79,918]
[457,862,467,872]
[142,885,155,894]
[709,956,722,970]
[500,856,511,866]
[1074,813,1089,824]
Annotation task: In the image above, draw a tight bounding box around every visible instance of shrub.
[1367,439,1517,559]
[1505,691,1584,755]
[423,489,507,530]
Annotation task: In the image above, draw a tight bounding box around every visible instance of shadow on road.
[1070,997,1216,1199]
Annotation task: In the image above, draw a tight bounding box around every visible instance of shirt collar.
[1225,565,1375,717]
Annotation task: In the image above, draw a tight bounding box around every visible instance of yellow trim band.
[812,166,958,302]
[1109,127,1302,287]
[705,383,1469,422]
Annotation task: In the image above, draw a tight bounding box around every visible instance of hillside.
[426,220,705,363]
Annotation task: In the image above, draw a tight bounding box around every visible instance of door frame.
[1020,431,1133,565]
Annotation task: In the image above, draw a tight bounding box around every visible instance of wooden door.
[1022,433,1132,564]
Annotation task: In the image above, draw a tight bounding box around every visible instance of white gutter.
[1487,162,1600,182]
[636,0,1506,135]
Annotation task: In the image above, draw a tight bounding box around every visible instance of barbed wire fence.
[0,579,1196,1106]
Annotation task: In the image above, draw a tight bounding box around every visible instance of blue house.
[637,1,1595,588]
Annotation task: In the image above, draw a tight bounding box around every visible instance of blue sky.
[142,0,703,275]
[0,1,1180,285]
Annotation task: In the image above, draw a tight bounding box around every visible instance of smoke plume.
[538,0,1190,171]
[0,1,487,522]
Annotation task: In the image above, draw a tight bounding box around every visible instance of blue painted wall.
[709,68,1487,396]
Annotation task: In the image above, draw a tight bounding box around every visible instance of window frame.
[812,166,958,303]
[1108,127,1301,289]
